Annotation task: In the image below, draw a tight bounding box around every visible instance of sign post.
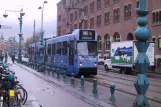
[0,25,12,29]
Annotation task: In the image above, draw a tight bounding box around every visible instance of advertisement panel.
[111,41,133,66]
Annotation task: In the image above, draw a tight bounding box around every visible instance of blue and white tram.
[29,29,98,76]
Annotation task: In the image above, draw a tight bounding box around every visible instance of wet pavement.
[11,58,161,107]
[9,63,97,107]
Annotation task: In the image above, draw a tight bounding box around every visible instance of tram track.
[98,71,161,88]
[84,77,161,104]
[96,74,161,94]
[83,69,161,104]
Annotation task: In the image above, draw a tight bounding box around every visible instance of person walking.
[5,52,8,63]
[12,54,15,64]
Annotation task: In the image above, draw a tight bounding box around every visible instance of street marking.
[31,87,55,94]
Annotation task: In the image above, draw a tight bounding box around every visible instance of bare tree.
[25,31,40,48]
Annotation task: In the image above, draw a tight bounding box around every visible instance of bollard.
[110,82,116,102]
[63,71,66,81]
[71,73,74,84]
[93,79,97,94]
[81,75,84,89]
[37,64,40,70]
[71,73,75,84]
[52,67,55,76]
[57,68,60,79]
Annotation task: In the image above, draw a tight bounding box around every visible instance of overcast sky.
[0,0,61,42]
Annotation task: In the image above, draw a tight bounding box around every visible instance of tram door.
[69,40,74,71]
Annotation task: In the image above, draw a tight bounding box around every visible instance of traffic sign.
[0,25,12,29]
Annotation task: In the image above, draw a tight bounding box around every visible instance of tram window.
[36,47,38,56]
[62,41,67,55]
[57,42,61,55]
[32,47,34,55]
[48,44,51,55]
[52,43,56,55]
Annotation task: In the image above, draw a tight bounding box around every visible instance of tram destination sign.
[79,30,95,40]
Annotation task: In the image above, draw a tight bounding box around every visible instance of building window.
[70,13,73,22]
[105,0,109,7]
[98,35,102,50]
[105,12,110,24]
[84,5,88,16]
[74,24,77,29]
[90,17,94,29]
[156,12,159,23]
[79,22,82,29]
[128,4,131,18]
[137,1,139,8]
[90,2,94,13]
[113,33,120,42]
[84,20,88,29]
[47,44,51,55]
[153,12,156,24]
[74,11,77,20]
[97,0,101,10]
[153,11,161,25]
[104,34,110,50]
[114,8,120,22]
[152,37,156,42]
[113,0,120,3]
[124,4,131,20]
[58,26,61,36]
[97,15,102,27]
[58,15,61,21]
[160,11,161,22]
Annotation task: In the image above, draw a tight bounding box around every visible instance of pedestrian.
[5,52,8,63]
[0,50,3,61]
[12,54,15,64]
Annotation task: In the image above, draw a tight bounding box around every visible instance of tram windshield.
[77,41,97,56]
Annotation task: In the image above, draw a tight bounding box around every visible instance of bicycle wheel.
[15,85,28,105]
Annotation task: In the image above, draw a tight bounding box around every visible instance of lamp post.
[4,40,7,53]
[3,8,25,63]
[133,0,150,107]
[38,1,47,67]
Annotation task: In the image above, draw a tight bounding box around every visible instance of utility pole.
[33,19,36,43]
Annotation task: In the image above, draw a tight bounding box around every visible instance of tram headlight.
[80,62,82,66]
[94,62,97,66]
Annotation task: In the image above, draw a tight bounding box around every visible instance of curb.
[15,64,113,107]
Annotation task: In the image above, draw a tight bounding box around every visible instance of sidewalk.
[14,62,160,107]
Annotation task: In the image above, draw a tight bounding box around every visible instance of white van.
[98,56,104,65]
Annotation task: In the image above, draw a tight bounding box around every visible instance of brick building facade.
[57,0,161,67]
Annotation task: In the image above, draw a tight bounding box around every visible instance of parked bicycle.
[0,63,28,107]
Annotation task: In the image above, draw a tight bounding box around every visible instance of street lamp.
[3,8,25,63]
[38,1,48,67]
[133,0,150,107]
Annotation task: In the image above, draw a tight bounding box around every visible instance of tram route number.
[80,30,95,40]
